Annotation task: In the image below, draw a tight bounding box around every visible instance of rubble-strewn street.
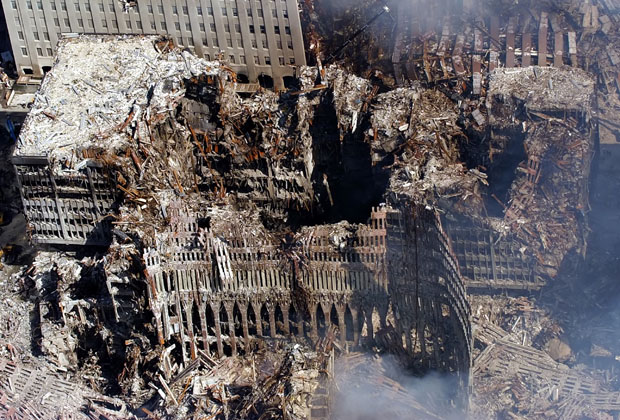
[0,0,620,419]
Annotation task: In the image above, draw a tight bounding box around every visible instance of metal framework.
[12,156,117,245]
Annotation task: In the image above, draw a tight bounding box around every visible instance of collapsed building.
[7,35,472,418]
[2,0,619,417]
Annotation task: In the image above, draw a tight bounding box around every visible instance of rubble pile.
[147,342,332,420]
[3,0,620,416]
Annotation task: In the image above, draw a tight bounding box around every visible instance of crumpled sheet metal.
[487,66,595,115]
[15,35,220,166]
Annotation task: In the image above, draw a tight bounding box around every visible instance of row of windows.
[14,12,293,43]
[12,0,291,19]
[19,36,296,66]
[15,16,295,51]
[20,45,53,57]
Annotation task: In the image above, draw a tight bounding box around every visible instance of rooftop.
[15,35,220,163]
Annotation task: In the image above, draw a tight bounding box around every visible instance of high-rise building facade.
[0,0,306,88]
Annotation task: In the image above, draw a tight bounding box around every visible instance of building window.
[224,23,230,32]
[10,0,17,10]
[290,57,295,64]
[44,32,49,41]
[240,55,246,64]
[74,2,79,11]
[249,25,254,33]
[233,8,238,16]
[175,22,180,31]
[78,18,83,27]
[37,1,43,10]
[197,6,202,15]
[221,8,227,16]
[277,40,282,49]
[85,3,90,11]
[37,48,43,56]
[126,20,131,29]
[229,55,235,63]
[226,37,232,48]
[109,3,114,12]
[102,20,107,28]
[88,19,94,28]
[283,9,288,18]
[265,56,271,65]
[183,6,188,15]
[150,21,156,29]
[279,56,284,65]
[54,18,59,27]
[210,23,215,32]
[61,1,67,11]
[207,7,213,15]
[137,21,142,30]
[33,32,39,41]
[285,27,291,34]
[47,48,53,56]
[235,24,241,33]
[26,1,32,10]
[251,39,257,48]
[272,8,277,17]
[18,31,24,40]
[21,47,28,56]
[186,22,191,31]
[147,5,153,13]
[112,20,118,29]
[199,23,205,32]
[161,22,167,30]
[275,26,280,34]
[247,8,252,17]
[99,3,104,12]
[51,2,56,10]
[64,18,70,26]
[254,56,259,64]
[260,25,266,34]
[172,5,178,14]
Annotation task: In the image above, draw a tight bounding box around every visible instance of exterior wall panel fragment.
[12,156,117,245]
[144,202,472,410]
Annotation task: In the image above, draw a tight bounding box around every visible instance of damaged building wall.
[9,34,476,418]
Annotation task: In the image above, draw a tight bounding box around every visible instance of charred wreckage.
[0,0,619,419]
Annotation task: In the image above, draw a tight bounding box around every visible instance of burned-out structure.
[7,34,473,418]
[2,0,617,416]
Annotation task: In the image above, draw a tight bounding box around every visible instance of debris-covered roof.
[15,35,220,162]
[487,66,595,113]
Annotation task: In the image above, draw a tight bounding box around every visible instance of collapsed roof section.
[487,66,595,116]
[15,35,220,160]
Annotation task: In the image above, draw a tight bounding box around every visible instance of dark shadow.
[345,305,354,342]
[258,74,274,89]
[275,304,286,335]
[247,305,258,336]
[260,304,271,337]
[316,305,326,337]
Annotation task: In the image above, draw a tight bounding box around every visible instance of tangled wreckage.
[1,0,619,417]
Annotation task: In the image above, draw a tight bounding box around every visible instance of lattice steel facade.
[12,156,118,245]
[143,202,472,409]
